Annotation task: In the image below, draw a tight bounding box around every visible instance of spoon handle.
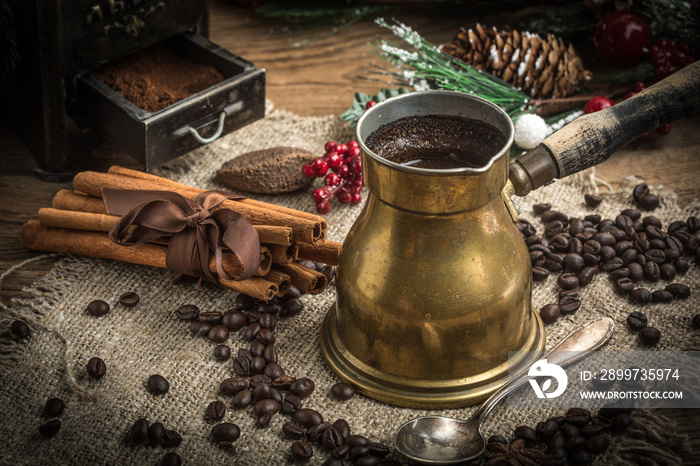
[473,317,615,423]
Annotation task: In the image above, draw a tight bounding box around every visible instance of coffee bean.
[597,219,615,232]
[626,311,647,331]
[248,340,265,358]
[232,390,253,409]
[291,441,313,461]
[652,290,674,303]
[633,183,649,202]
[639,194,659,210]
[254,399,280,426]
[331,445,350,460]
[116,291,139,307]
[599,245,616,262]
[584,194,602,207]
[206,400,226,420]
[584,214,601,225]
[222,310,246,331]
[244,322,261,342]
[568,237,584,256]
[560,423,579,439]
[355,456,380,466]
[346,435,371,448]
[614,278,634,295]
[290,378,315,399]
[536,419,559,439]
[569,218,585,236]
[514,425,537,443]
[283,421,306,440]
[599,257,624,272]
[540,304,560,324]
[545,253,564,272]
[628,262,644,282]
[564,253,585,273]
[566,408,591,427]
[629,288,652,305]
[665,283,690,298]
[578,266,597,287]
[220,377,248,396]
[175,304,199,321]
[257,301,281,315]
[619,248,638,266]
[349,446,370,459]
[583,253,600,266]
[250,355,266,375]
[645,249,666,264]
[545,220,565,238]
[609,267,629,280]
[207,325,230,344]
[10,319,31,339]
[86,357,106,379]
[533,203,551,215]
[613,240,633,255]
[322,426,344,450]
[249,374,272,389]
[211,422,241,443]
[331,383,356,401]
[131,418,149,444]
[263,344,278,364]
[257,328,276,345]
[593,232,616,247]
[198,311,223,325]
[87,299,110,316]
[333,419,351,439]
[687,216,700,232]
[639,327,661,345]
[691,314,700,330]
[579,424,606,438]
[281,298,305,317]
[233,356,251,377]
[161,452,182,466]
[643,262,660,282]
[621,209,641,221]
[147,374,170,395]
[258,312,276,331]
[281,285,302,301]
[281,394,302,414]
[253,383,271,402]
[44,397,65,417]
[557,273,579,290]
[550,234,569,252]
[163,429,182,448]
[542,210,569,224]
[38,419,61,438]
[214,344,231,361]
[559,296,581,315]
[569,449,593,464]
[235,293,257,311]
[529,249,545,266]
[293,408,324,428]
[645,224,665,240]
[188,321,212,339]
[148,422,165,446]
[272,375,295,392]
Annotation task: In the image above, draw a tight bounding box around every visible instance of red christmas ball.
[584,96,614,114]
[592,12,652,67]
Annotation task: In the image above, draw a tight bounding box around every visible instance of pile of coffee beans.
[474,406,633,465]
[522,183,697,345]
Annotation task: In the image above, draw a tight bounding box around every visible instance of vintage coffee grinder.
[321,62,700,408]
[2,0,265,180]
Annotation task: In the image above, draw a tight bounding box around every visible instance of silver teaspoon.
[394,317,615,464]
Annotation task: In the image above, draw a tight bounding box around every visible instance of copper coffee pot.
[321,61,700,408]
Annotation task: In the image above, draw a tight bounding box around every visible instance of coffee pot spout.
[509,61,700,197]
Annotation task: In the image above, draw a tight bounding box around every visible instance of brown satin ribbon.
[103,189,261,282]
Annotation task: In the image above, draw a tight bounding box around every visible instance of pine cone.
[441,24,592,99]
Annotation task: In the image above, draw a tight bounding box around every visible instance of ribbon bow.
[104,189,261,282]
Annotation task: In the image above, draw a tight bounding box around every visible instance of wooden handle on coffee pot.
[509,60,700,196]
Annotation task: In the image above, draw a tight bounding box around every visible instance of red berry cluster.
[302,140,363,214]
[650,39,698,81]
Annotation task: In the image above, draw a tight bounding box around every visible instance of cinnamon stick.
[22,220,273,287]
[297,240,342,266]
[262,269,292,298]
[219,277,278,301]
[267,242,298,265]
[53,189,294,246]
[273,262,327,295]
[73,171,323,244]
[108,165,327,226]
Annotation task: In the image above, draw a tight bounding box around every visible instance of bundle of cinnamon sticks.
[21,166,343,302]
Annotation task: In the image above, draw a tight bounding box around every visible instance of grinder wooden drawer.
[74,33,265,169]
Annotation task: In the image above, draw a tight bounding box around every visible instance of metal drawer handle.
[180,100,245,144]
[189,111,226,144]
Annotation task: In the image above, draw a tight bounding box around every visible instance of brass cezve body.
[320,91,545,408]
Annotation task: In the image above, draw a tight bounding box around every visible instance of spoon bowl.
[394,317,615,464]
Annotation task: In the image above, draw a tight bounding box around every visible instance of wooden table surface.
[1,1,698,463]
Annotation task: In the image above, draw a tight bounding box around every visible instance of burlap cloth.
[1,105,698,465]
